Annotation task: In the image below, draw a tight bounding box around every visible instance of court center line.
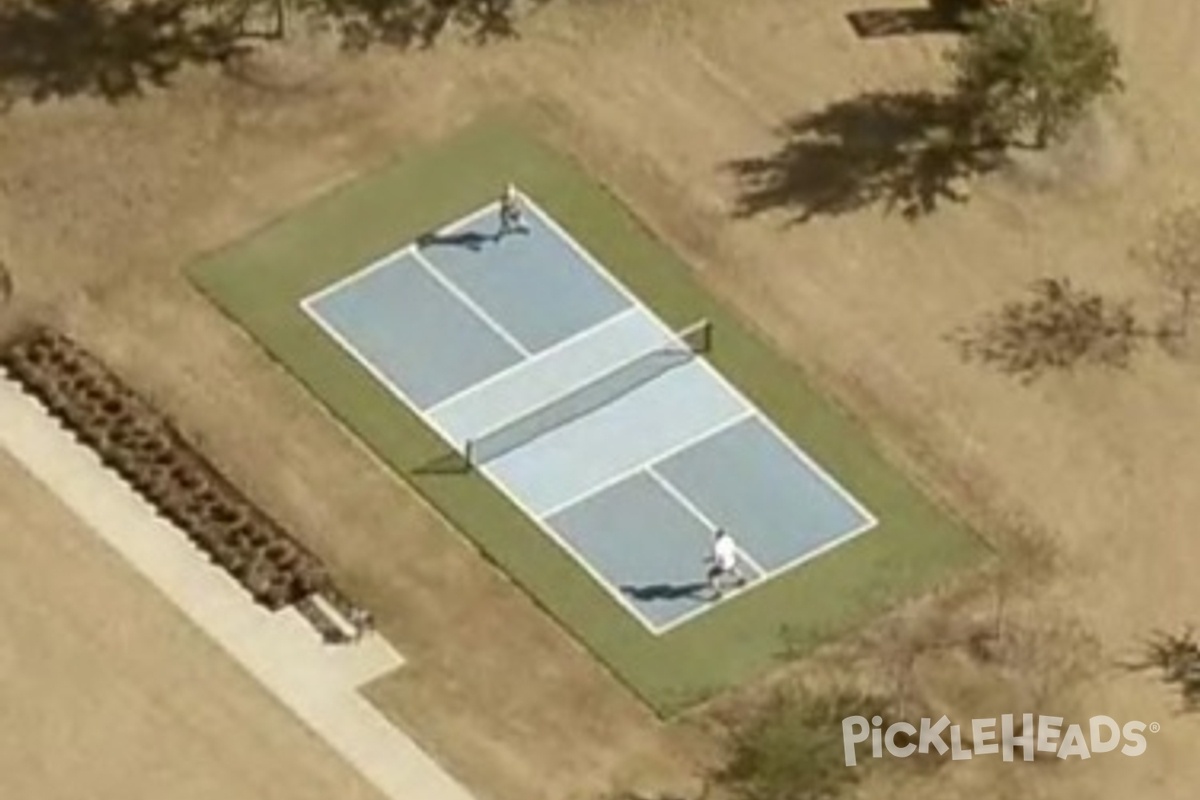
[297,204,710,636]
[519,193,879,624]
[474,457,666,634]
[302,262,672,632]
[424,307,643,418]
[303,199,505,309]
[747,517,878,587]
[519,189,878,529]
[304,298,664,634]
[645,465,719,531]
[647,467,769,579]
[537,409,755,521]
[304,194,874,636]
[656,518,881,636]
[300,203,502,310]
[734,546,768,580]
[408,247,532,358]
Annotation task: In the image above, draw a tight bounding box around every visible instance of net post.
[697,318,713,354]
[682,317,712,354]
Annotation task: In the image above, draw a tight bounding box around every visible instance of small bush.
[718,688,893,800]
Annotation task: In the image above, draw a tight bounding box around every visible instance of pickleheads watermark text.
[842,714,1159,766]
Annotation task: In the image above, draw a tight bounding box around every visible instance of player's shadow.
[417,226,532,252]
[417,231,495,252]
[725,90,1008,222]
[621,582,712,602]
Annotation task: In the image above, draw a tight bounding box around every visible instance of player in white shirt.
[706,528,747,599]
[496,183,526,239]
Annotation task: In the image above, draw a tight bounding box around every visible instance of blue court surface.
[302,192,878,634]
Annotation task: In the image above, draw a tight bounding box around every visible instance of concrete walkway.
[0,375,476,800]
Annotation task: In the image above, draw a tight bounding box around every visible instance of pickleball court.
[301,191,877,633]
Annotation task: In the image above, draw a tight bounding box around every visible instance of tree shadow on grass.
[726,91,1008,223]
[1122,628,1200,712]
[0,0,250,107]
[313,0,539,51]
[0,0,540,106]
[948,277,1147,383]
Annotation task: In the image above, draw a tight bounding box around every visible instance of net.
[465,319,711,466]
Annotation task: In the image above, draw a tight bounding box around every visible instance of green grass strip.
[189,119,987,715]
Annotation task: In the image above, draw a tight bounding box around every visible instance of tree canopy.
[718,689,891,800]
[948,0,1122,147]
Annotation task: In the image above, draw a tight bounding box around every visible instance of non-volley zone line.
[645,465,768,579]
[468,436,669,635]
[538,409,756,521]
[409,248,532,358]
[463,319,711,466]
[424,306,641,417]
[518,189,876,531]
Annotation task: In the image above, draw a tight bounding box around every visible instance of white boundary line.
[425,307,641,418]
[300,282,666,633]
[646,466,769,579]
[476,459,661,632]
[432,201,501,238]
[465,322,696,456]
[520,190,879,530]
[301,191,881,637]
[300,300,442,434]
[300,201,501,310]
[538,410,755,521]
[646,468,768,579]
[654,518,878,635]
[301,248,409,310]
[409,248,532,358]
[519,190,880,627]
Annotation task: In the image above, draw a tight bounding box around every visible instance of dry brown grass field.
[0,0,1197,798]
[0,452,387,800]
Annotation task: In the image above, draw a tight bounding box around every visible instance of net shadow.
[412,448,470,475]
[465,320,711,466]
